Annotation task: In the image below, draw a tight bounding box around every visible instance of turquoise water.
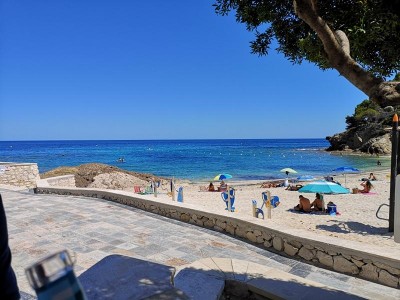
[0,139,389,181]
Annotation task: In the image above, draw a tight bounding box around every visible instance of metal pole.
[389,114,398,232]
[171,177,175,201]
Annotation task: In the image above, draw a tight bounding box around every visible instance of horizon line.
[0,137,328,142]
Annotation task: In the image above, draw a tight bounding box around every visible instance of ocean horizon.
[0,139,389,181]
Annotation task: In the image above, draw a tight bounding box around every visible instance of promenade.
[2,188,400,299]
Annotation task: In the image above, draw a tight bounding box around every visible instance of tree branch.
[293,0,400,106]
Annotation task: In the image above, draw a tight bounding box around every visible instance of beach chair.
[221,188,235,212]
[134,186,144,194]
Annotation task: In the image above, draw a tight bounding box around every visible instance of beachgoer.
[294,195,311,213]
[377,160,381,166]
[220,180,228,192]
[358,180,373,193]
[208,182,215,192]
[311,193,325,211]
[368,173,377,181]
[0,194,20,300]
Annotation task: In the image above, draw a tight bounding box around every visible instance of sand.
[139,168,399,251]
[38,165,399,250]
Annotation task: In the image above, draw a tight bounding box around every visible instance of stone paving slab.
[2,189,400,299]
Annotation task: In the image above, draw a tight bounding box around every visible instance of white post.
[252,200,257,217]
[394,176,400,242]
[266,190,272,219]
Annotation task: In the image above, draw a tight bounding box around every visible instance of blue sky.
[0,0,366,141]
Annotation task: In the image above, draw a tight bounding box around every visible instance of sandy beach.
[128,168,398,251]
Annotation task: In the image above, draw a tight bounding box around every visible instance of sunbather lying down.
[285,184,303,191]
[260,181,284,188]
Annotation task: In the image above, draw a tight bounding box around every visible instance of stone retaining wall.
[39,175,76,188]
[35,186,400,289]
[0,162,40,188]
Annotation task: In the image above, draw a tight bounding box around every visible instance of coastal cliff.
[326,100,396,155]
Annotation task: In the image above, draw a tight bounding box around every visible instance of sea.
[0,139,389,181]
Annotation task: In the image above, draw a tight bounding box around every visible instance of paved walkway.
[2,188,400,299]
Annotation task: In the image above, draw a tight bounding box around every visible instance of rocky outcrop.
[326,123,391,154]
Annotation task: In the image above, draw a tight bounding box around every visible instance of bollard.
[266,200,272,219]
[252,200,257,217]
[265,191,272,219]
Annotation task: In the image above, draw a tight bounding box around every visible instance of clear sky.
[0,0,367,141]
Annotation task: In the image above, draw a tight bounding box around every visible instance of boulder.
[333,256,359,275]
[298,247,314,261]
[272,237,283,251]
[360,263,378,281]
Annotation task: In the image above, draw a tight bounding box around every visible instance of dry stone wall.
[0,163,40,188]
[35,186,400,289]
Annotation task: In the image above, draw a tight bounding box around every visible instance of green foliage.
[354,99,380,120]
[346,99,381,128]
[214,0,400,78]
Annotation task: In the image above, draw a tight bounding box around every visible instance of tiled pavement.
[2,188,400,299]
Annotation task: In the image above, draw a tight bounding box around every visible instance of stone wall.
[35,186,400,289]
[39,175,76,188]
[0,162,40,188]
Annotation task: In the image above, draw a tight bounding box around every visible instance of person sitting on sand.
[368,173,377,181]
[310,193,325,211]
[294,195,311,213]
[208,182,215,192]
[358,180,373,193]
[220,180,228,192]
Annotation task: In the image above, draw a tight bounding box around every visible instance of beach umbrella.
[332,166,360,187]
[298,180,350,194]
[296,175,316,182]
[213,174,232,181]
[280,168,298,176]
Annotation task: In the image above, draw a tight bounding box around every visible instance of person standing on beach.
[220,180,227,192]
[0,194,20,300]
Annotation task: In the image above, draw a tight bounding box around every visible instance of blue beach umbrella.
[296,175,316,182]
[298,180,350,194]
[213,174,232,181]
[332,166,360,187]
